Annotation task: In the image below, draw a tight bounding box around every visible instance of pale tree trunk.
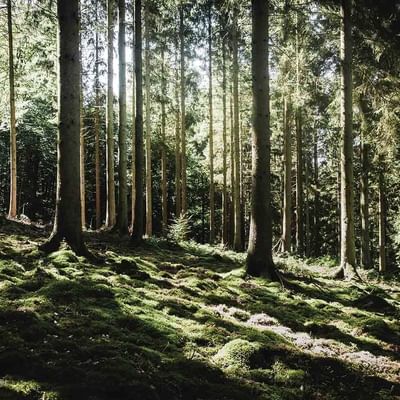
[339,0,357,278]
[208,6,215,243]
[40,0,88,256]
[161,46,168,234]
[305,154,311,257]
[232,8,242,251]
[117,0,128,235]
[358,96,371,268]
[144,0,152,237]
[131,0,144,243]
[247,0,276,279]
[131,0,136,228]
[80,91,86,229]
[180,5,187,216]
[221,37,228,245]
[174,33,182,217]
[229,84,235,247]
[313,127,320,256]
[378,163,386,274]
[106,0,116,228]
[282,97,292,252]
[7,0,17,219]
[94,0,101,229]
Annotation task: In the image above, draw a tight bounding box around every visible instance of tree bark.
[94,0,101,229]
[106,0,116,228]
[282,97,292,252]
[358,96,371,268]
[232,8,242,251]
[7,0,17,219]
[180,5,187,216]
[208,6,215,243]
[339,0,357,278]
[40,0,87,256]
[131,0,136,228]
[378,163,386,274]
[246,0,277,279]
[131,0,144,243]
[221,37,228,245]
[161,46,168,234]
[117,0,128,235]
[80,90,86,229]
[313,127,320,256]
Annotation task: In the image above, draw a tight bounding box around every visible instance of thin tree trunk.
[208,6,215,243]
[145,0,152,237]
[221,37,228,245]
[7,0,17,219]
[40,0,88,256]
[94,0,101,229]
[247,0,276,279]
[80,91,86,229]
[282,97,292,252]
[359,96,371,268]
[229,83,235,247]
[131,0,144,243]
[117,0,128,234]
[174,33,182,217]
[180,5,187,216]
[305,153,311,257]
[161,46,168,234]
[232,8,242,251]
[131,0,136,228]
[106,0,116,228]
[378,163,386,274]
[339,0,357,278]
[313,127,319,256]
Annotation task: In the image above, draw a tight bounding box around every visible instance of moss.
[272,361,307,385]
[213,339,266,370]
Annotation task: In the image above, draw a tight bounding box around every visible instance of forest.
[0,0,399,399]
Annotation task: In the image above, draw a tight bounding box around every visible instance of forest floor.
[0,219,399,400]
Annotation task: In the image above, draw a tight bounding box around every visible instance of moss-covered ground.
[0,220,399,399]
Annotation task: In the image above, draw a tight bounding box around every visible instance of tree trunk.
[305,153,311,257]
[232,8,242,251]
[161,46,168,234]
[40,0,87,256]
[174,33,182,218]
[246,0,276,279]
[339,0,357,278]
[221,37,228,245]
[131,0,136,228]
[80,91,86,229]
[144,0,152,237]
[313,127,320,256]
[180,5,187,216]
[229,83,235,247]
[378,164,386,274]
[94,0,101,229]
[282,97,292,252]
[7,0,17,219]
[208,6,215,243]
[117,0,128,235]
[131,0,144,243]
[106,0,116,228]
[359,96,371,268]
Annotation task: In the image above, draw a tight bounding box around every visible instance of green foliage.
[167,214,191,243]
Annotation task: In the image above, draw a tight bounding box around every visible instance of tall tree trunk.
[208,6,215,243]
[339,0,357,278]
[229,83,235,247]
[7,0,17,219]
[94,0,101,229]
[232,8,242,251]
[174,33,182,217]
[313,127,320,256]
[80,91,86,229]
[247,0,276,279]
[131,0,136,228]
[161,46,168,234]
[359,96,371,268]
[106,0,116,228]
[40,0,88,256]
[221,37,228,245]
[117,0,128,235]
[282,97,292,252]
[378,163,386,274]
[180,5,187,216]
[144,0,152,237]
[305,153,311,257]
[131,0,144,243]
